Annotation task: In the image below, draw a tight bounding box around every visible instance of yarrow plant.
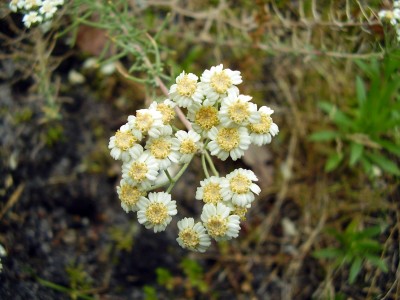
[9,0,64,28]
[109,65,279,252]
[379,0,400,41]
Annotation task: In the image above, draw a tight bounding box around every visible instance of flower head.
[187,102,220,136]
[170,130,201,164]
[248,106,279,146]
[195,176,224,205]
[109,123,142,162]
[145,125,176,170]
[137,192,177,232]
[201,203,241,241]
[121,145,160,189]
[117,179,147,212]
[149,99,176,125]
[176,218,211,252]
[169,71,203,108]
[221,168,260,207]
[200,64,242,104]
[207,126,251,161]
[23,11,43,28]
[219,94,260,127]
[128,108,163,138]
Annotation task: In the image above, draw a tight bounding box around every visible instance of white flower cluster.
[109,65,278,252]
[379,1,400,41]
[9,0,64,28]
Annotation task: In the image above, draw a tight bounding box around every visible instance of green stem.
[164,170,173,182]
[204,151,219,177]
[201,153,210,178]
[166,158,193,193]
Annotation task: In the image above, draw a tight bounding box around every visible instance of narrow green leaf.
[365,255,388,273]
[349,257,363,284]
[318,101,335,114]
[313,247,342,259]
[325,153,343,172]
[356,76,367,106]
[309,131,339,142]
[367,152,400,176]
[349,143,364,166]
[374,139,400,156]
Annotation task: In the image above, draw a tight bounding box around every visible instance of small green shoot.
[314,221,388,284]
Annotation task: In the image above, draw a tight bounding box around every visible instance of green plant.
[180,258,208,293]
[314,221,388,284]
[156,267,174,291]
[143,285,158,300]
[310,51,400,176]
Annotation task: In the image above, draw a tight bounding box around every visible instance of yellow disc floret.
[129,162,148,182]
[146,202,168,225]
[176,75,197,97]
[228,102,250,124]
[229,174,251,194]
[206,215,228,238]
[231,205,248,220]
[203,183,223,204]
[136,112,154,132]
[216,128,240,152]
[248,114,272,134]
[157,103,175,124]
[115,130,137,151]
[179,228,200,248]
[119,184,144,206]
[195,106,220,131]
[150,138,171,159]
[210,71,232,94]
[180,139,198,154]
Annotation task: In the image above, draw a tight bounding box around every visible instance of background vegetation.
[0,0,399,299]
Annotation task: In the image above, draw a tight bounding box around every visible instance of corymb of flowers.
[109,65,279,252]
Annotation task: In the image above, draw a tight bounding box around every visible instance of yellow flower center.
[210,71,232,94]
[136,112,154,133]
[150,138,171,159]
[26,0,39,7]
[176,75,197,97]
[228,101,250,124]
[216,128,240,152]
[115,130,137,151]
[206,215,228,238]
[146,202,168,225]
[157,103,175,124]
[129,162,148,182]
[230,174,251,194]
[119,184,144,207]
[248,113,272,134]
[180,139,198,154]
[179,228,200,248]
[195,106,220,131]
[203,183,222,204]
[231,205,248,221]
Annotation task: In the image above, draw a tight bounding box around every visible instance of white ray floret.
[145,125,176,170]
[201,203,241,241]
[221,168,261,207]
[24,0,42,10]
[149,99,176,125]
[195,176,224,205]
[248,106,279,146]
[117,179,147,213]
[170,130,201,164]
[207,126,251,161]
[137,192,177,232]
[219,94,260,127]
[121,145,160,189]
[39,0,58,19]
[169,71,203,108]
[108,123,142,162]
[176,218,211,252]
[200,64,242,104]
